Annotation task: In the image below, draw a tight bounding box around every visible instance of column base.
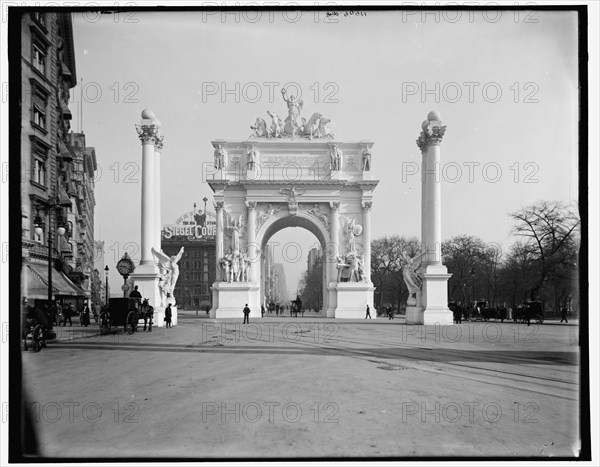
[130,271,161,310]
[423,307,453,325]
[422,264,453,325]
[210,282,260,319]
[152,305,178,327]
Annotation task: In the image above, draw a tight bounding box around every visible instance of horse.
[140,299,154,331]
[251,116,269,138]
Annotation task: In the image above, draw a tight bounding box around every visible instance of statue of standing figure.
[214,144,227,170]
[281,87,303,136]
[330,145,342,171]
[362,147,371,171]
[247,145,259,170]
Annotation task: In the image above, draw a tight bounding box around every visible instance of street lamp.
[469,268,476,306]
[104,265,109,305]
[34,195,71,309]
[203,197,208,216]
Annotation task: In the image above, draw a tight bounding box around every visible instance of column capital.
[214,201,224,212]
[361,201,372,212]
[416,119,446,152]
[136,124,160,145]
[329,201,340,212]
[154,134,164,151]
[246,201,257,211]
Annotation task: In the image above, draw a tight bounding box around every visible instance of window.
[30,137,49,189]
[32,12,46,29]
[33,158,46,186]
[31,85,48,131]
[32,42,46,75]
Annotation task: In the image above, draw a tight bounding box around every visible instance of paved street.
[22,310,580,459]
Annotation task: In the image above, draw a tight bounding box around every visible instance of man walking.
[560,306,569,323]
[243,304,251,324]
[165,303,172,328]
[388,306,394,320]
[365,304,371,319]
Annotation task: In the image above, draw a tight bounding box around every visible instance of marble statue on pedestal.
[214,144,227,170]
[402,250,426,305]
[362,147,372,171]
[247,145,259,170]
[151,246,185,306]
[330,145,342,171]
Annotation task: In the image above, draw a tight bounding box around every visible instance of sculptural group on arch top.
[250,86,336,140]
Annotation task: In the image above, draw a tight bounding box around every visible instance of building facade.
[160,205,217,310]
[20,11,98,311]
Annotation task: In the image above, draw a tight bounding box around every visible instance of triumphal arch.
[208,88,378,319]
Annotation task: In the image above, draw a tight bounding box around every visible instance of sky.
[63,7,581,296]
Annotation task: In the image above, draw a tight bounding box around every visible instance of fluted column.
[136,119,159,266]
[329,201,340,283]
[154,133,164,252]
[361,201,372,281]
[215,202,224,280]
[246,201,257,282]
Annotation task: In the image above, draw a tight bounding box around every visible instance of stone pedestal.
[153,305,178,327]
[130,269,161,311]
[405,306,424,324]
[422,265,453,325]
[334,282,376,319]
[210,282,260,319]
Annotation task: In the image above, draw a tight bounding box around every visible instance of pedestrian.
[365,304,371,319]
[243,303,250,324]
[62,304,73,327]
[560,306,569,323]
[261,305,265,317]
[165,303,172,328]
[81,304,90,327]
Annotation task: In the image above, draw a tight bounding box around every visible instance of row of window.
[184,272,211,282]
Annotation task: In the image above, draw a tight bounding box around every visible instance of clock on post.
[116,252,136,298]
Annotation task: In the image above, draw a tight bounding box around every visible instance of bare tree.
[510,201,580,300]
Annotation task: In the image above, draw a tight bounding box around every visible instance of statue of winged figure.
[401,250,427,297]
[151,246,185,307]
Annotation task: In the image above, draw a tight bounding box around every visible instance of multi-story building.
[161,204,217,310]
[261,244,287,306]
[20,11,96,311]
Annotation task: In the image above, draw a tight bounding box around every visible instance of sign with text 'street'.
[162,209,217,240]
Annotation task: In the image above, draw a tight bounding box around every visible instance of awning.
[25,264,86,299]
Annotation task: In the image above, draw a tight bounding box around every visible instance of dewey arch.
[207,97,378,319]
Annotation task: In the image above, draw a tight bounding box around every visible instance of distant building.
[161,204,216,310]
[261,244,287,305]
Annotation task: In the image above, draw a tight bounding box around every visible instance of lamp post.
[203,197,208,216]
[470,268,476,306]
[104,265,110,305]
[34,196,71,309]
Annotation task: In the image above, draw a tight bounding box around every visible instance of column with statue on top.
[405,111,453,325]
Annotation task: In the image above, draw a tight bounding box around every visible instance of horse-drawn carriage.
[514,300,544,324]
[99,298,154,335]
[22,306,56,352]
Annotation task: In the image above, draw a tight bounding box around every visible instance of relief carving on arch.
[256,202,282,233]
[299,202,330,230]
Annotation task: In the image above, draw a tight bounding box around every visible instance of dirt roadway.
[21,312,580,459]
